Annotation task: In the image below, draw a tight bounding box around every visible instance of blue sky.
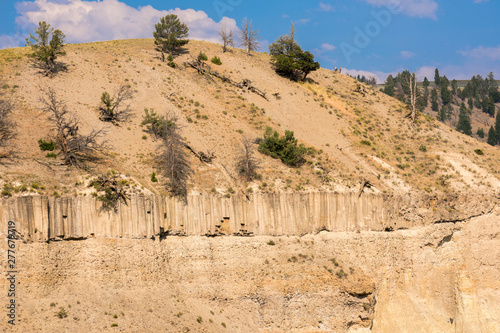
[1,0,499,82]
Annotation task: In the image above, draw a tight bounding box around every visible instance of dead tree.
[156,114,193,199]
[402,72,418,121]
[89,171,129,211]
[40,88,107,168]
[99,84,134,125]
[239,18,260,55]
[185,58,267,100]
[219,22,235,53]
[236,137,260,181]
[0,91,16,157]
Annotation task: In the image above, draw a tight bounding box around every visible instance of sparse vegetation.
[89,171,129,210]
[40,88,107,168]
[55,307,68,319]
[99,85,134,124]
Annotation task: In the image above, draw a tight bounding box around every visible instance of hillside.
[1,39,500,332]
[0,39,499,201]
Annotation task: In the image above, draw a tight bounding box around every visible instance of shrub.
[474,149,484,155]
[99,85,133,124]
[197,316,203,323]
[198,52,208,61]
[55,307,68,319]
[151,172,158,182]
[258,127,306,167]
[89,171,129,210]
[360,140,371,146]
[38,139,56,151]
[46,152,57,158]
[419,144,427,152]
[211,56,222,65]
[267,240,275,246]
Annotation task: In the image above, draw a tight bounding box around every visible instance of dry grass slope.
[0,38,498,200]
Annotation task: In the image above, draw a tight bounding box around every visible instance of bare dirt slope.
[0,39,498,199]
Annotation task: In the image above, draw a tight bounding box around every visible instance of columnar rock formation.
[0,192,495,242]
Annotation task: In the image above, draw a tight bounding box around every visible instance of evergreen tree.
[482,96,495,116]
[153,14,189,57]
[25,21,66,76]
[431,88,439,112]
[383,75,395,97]
[451,79,458,95]
[456,103,472,136]
[441,75,450,88]
[269,25,319,81]
[476,128,485,138]
[487,126,497,146]
[441,85,452,105]
[434,68,440,86]
[423,77,430,89]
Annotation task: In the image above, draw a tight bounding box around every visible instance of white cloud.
[362,0,438,19]
[7,0,237,48]
[0,34,24,49]
[400,50,416,58]
[296,18,311,24]
[343,68,398,84]
[319,2,335,12]
[459,45,500,61]
[321,43,336,51]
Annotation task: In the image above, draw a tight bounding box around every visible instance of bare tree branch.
[40,87,108,168]
[239,19,260,55]
[0,91,16,152]
[219,22,235,53]
[99,84,134,125]
[236,137,260,181]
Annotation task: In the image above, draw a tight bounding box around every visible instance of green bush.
[258,127,306,167]
[198,51,208,61]
[151,172,158,182]
[38,139,56,151]
[211,56,222,65]
[46,152,57,158]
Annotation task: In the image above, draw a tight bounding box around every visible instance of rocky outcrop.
[0,192,496,242]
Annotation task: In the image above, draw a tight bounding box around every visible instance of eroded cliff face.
[1,208,499,332]
[0,192,496,241]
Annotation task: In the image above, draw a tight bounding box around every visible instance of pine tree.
[476,128,485,138]
[441,85,452,105]
[153,15,189,57]
[434,68,440,86]
[487,126,497,146]
[456,103,472,136]
[25,21,66,76]
[423,77,430,88]
[269,24,319,81]
[431,88,439,112]
[383,75,395,97]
